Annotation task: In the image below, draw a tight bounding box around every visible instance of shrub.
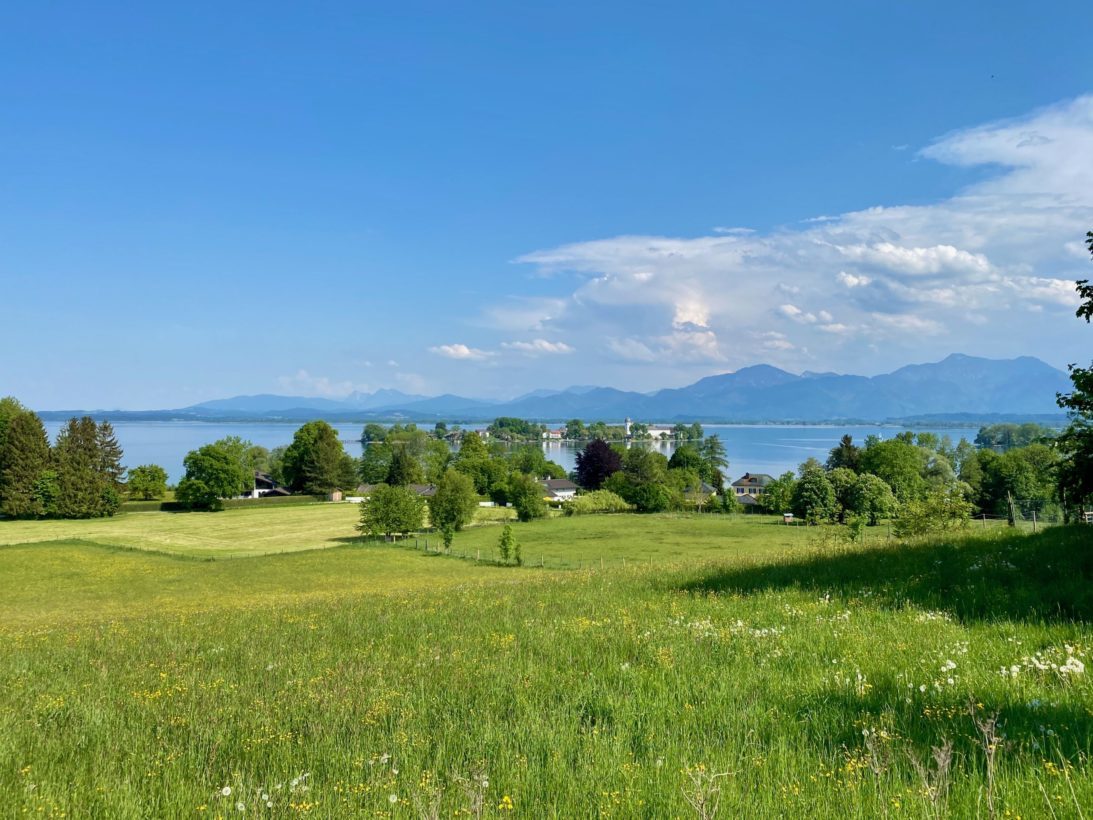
[893,491,974,538]
[563,490,633,516]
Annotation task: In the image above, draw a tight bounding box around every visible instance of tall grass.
[0,521,1090,817]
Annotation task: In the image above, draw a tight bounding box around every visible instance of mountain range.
[41,354,1071,424]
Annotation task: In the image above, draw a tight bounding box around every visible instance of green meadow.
[1,506,1091,818]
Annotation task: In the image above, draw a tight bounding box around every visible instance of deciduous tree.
[1056,231,1093,516]
[358,484,425,537]
[507,472,547,522]
[791,465,836,524]
[574,438,622,490]
[127,464,169,500]
[429,468,478,532]
[177,443,251,510]
[849,473,897,525]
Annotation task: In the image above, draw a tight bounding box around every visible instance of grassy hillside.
[1,514,1090,817]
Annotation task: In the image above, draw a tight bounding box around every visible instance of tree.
[827,466,858,523]
[758,472,796,515]
[177,443,251,511]
[359,441,393,484]
[53,417,119,518]
[456,431,488,460]
[574,438,622,490]
[386,445,424,486]
[859,438,926,503]
[0,409,51,518]
[507,473,547,522]
[1056,232,1093,517]
[893,491,974,538]
[423,439,452,483]
[791,465,836,524]
[498,524,517,563]
[127,464,168,500]
[849,473,897,525]
[96,421,126,490]
[826,435,861,472]
[429,469,477,532]
[361,423,388,444]
[979,443,1059,516]
[603,447,672,512]
[358,484,425,537]
[668,444,704,473]
[282,420,357,494]
[699,435,729,489]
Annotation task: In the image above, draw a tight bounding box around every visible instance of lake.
[42,420,984,484]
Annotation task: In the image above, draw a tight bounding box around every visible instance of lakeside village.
[1,394,1085,527]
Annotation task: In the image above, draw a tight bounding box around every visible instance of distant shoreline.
[34,410,1068,429]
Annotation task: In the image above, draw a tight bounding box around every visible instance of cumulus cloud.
[428,343,492,361]
[502,339,575,355]
[507,95,1093,375]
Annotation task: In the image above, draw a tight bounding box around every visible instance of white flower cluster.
[1000,645,1086,681]
[915,610,953,623]
[215,771,310,813]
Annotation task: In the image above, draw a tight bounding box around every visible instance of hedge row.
[120,494,330,513]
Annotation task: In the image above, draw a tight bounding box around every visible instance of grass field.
[1,508,1091,817]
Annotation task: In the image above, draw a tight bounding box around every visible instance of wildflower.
[236,801,245,812]
[1061,656,1085,676]
[388,794,398,804]
[499,794,515,811]
[221,786,232,797]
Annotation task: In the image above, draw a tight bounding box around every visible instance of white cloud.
[276,369,368,398]
[835,242,992,278]
[837,271,872,288]
[507,95,1093,375]
[502,339,575,355]
[428,343,492,361]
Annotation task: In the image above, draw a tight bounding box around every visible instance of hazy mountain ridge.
[39,355,1071,423]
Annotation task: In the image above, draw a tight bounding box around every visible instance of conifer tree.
[53,417,117,518]
[96,421,126,490]
[0,410,51,518]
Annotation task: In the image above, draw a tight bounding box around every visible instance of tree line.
[0,399,125,519]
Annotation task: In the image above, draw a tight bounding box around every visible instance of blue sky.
[2,2,1092,409]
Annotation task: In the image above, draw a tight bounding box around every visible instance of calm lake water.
[42,420,983,484]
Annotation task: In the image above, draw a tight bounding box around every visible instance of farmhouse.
[241,471,292,499]
[732,473,774,501]
[541,428,565,441]
[540,478,579,501]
